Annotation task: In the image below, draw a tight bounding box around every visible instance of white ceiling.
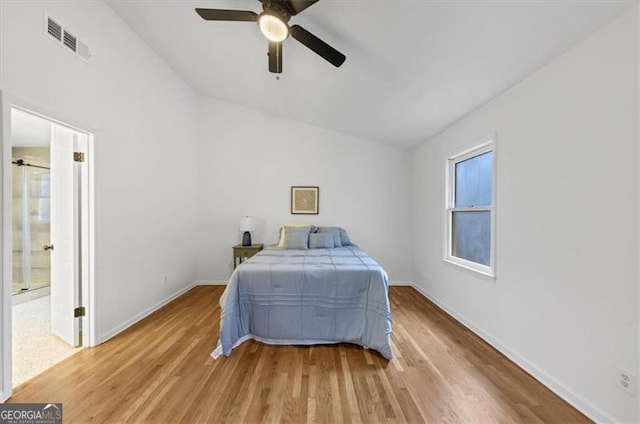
[106,0,634,148]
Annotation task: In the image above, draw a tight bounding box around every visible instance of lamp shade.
[239,216,255,232]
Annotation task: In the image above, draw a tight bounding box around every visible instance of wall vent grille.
[47,17,62,41]
[43,13,92,65]
[63,30,77,52]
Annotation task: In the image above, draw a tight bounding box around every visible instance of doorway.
[0,100,94,400]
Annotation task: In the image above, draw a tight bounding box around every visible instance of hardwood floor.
[9,286,590,423]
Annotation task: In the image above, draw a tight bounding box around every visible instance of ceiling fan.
[196,0,346,74]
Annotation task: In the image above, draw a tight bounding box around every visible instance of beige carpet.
[12,296,83,387]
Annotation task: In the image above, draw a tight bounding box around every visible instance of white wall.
[0,1,199,344]
[413,8,638,423]
[197,97,412,284]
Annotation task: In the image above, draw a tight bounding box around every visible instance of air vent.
[47,17,62,41]
[43,13,92,65]
[63,30,77,52]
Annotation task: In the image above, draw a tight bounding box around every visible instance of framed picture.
[291,186,319,215]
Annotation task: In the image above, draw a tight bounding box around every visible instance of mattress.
[212,246,393,359]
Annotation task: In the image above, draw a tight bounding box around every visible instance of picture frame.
[291,186,319,215]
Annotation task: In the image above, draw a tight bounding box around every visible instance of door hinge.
[74,306,86,317]
[74,152,85,162]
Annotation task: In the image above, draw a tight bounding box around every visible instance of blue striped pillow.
[309,233,334,249]
[317,227,342,247]
[339,228,352,246]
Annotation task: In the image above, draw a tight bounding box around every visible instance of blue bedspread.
[212,246,393,359]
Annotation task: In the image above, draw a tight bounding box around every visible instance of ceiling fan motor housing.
[261,1,291,23]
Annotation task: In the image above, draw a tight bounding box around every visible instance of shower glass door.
[12,158,51,295]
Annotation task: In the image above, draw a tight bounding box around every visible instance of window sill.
[443,257,496,281]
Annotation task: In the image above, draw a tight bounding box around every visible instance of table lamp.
[239,216,255,246]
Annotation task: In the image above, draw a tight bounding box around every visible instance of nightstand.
[232,244,264,269]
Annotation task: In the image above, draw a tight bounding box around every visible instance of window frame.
[444,140,496,278]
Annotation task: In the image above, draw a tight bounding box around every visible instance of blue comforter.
[212,246,393,359]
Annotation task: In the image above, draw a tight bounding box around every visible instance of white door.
[50,124,80,346]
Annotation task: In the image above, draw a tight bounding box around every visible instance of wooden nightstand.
[232,244,264,269]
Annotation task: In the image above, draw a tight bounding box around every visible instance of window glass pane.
[452,211,490,266]
[455,151,492,208]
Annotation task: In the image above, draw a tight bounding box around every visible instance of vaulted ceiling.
[106,0,634,148]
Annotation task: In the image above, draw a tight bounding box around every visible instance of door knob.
[43,244,54,251]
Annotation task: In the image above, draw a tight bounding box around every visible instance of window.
[445,141,495,277]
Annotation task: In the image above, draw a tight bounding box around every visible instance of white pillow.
[276,223,311,247]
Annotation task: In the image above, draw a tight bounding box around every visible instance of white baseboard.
[389,281,412,286]
[409,283,617,424]
[100,281,198,343]
[197,281,228,286]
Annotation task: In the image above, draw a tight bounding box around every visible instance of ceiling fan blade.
[268,41,283,74]
[195,8,258,22]
[290,25,346,68]
[285,0,319,15]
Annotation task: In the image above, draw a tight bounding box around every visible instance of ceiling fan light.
[258,13,289,42]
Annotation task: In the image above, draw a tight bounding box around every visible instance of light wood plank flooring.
[9,286,590,423]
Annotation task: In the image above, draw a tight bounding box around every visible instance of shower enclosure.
[12,147,51,295]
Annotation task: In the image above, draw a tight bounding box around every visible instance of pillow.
[317,227,342,247]
[282,225,311,249]
[339,228,352,246]
[309,233,334,249]
[277,224,316,247]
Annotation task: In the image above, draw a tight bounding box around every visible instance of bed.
[211,244,393,360]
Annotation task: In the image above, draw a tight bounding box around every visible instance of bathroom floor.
[12,295,83,387]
